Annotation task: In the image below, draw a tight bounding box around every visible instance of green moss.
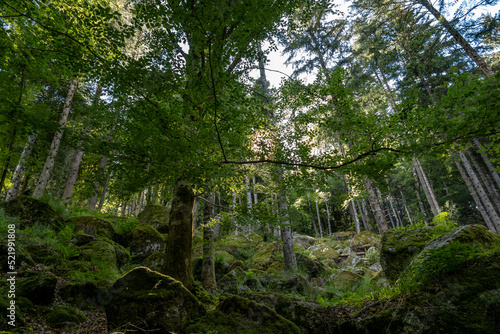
[1,195,63,230]
[143,250,165,272]
[45,306,86,328]
[126,224,165,261]
[138,203,170,233]
[350,231,381,252]
[307,245,339,261]
[186,295,300,334]
[17,273,57,305]
[249,241,282,271]
[71,216,117,240]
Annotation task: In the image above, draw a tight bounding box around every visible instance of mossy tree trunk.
[5,133,37,201]
[201,191,216,293]
[279,193,297,271]
[163,179,195,289]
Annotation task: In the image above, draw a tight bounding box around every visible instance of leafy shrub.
[114,217,138,235]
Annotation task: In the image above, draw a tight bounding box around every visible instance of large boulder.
[0,241,34,270]
[218,267,247,293]
[307,245,339,261]
[1,195,63,229]
[241,292,335,334]
[249,241,282,271]
[217,233,262,256]
[327,270,362,289]
[350,230,381,252]
[59,281,103,310]
[125,224,165,261]
[18,272,57,305]
[71,216,117,241]
[105,267,206,333]
[293,234,316,249]
[296,253,329,277]
[45,306,86,328]
[186,294,301,334]
[380,226,435,282]
[138,202,170,233]
[78,240,118,271]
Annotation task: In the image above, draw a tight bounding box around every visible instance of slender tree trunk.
[245,177,253,234]
[232,191,241,235]
[361,199,373,230]
[413,157,441,216]
[365,179,388,234]
[315,197,323,237]
[413,165,428,219]
[458,151,500,231]
[163,179,196,289]
[388,193,401,227]
[97,162,113,213]
[201,191,216,293]
[466,148,500,211]
[473,138,500,190]
[279,193,296,271]
[5,133,37,201]
[417,0,494,77]
[454,157,496,232]
[33,78,78,198]
[306,190,319,237]
[399,189,414,225]
[349,201,361,233]
[325,198,332,235]
[61,85,102,204]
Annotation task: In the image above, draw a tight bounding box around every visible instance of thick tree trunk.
[413,157,441,216]
[417,0,494,77]
[458,151,500,232]
[473,138,500,190]
[5,133,37,201]
[201,191,216,292]
[163,179,196,289]
[279,194,297,271]
[454,157,496,232]
[33,78,78,198]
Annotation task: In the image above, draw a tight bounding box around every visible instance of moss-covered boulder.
[342,253,363,269]
[45,306,86,328]
[249,241,282,271]
[186,294,301,334]
[328,270,362,289]
[192,256,230,283]
[293,234,316,249]
[266,260,285,275]
[125,224,165,261]
[350,230,381,252]
[78,240,118,270]
[59,281,103,310]
[218,266,247,293]
[143,250,165,272]
[0,241,34,271]
[278,273,314,297]
[24,242,61,265]
[380,226,435,282]
[0,288,24,329]
[138,202,170,233]
[296,252,328,277]
[18,272,57,305]
[217,233,261,255]
[69,233,96,246]
[104,238,131,268]
[215,250,235,263]
[241,292,335,334]
[307,245,339,261]
[71,216,117,241]
[332,231,356,241]
[105,267,206,333]
[1,195,63,229]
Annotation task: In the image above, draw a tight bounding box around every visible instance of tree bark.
[417,0,494,77]
[5,133,37,201]
[33,78,78,198]
[413,157,441,216]
[466,148,500,211]
[473,138,500,190]
[279,194,297,271]
[349,200,361,233]
[306,190,319,237]
[163,179,196,289]
[201,191,216,292]
[458,151,500,232]
[399,189,414,225]
[61,85,102,204]
[315,197,323,237]
[454,157,496,232]
[325,198,332,235]
[365,179,388,234]
[413,165,428,219]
